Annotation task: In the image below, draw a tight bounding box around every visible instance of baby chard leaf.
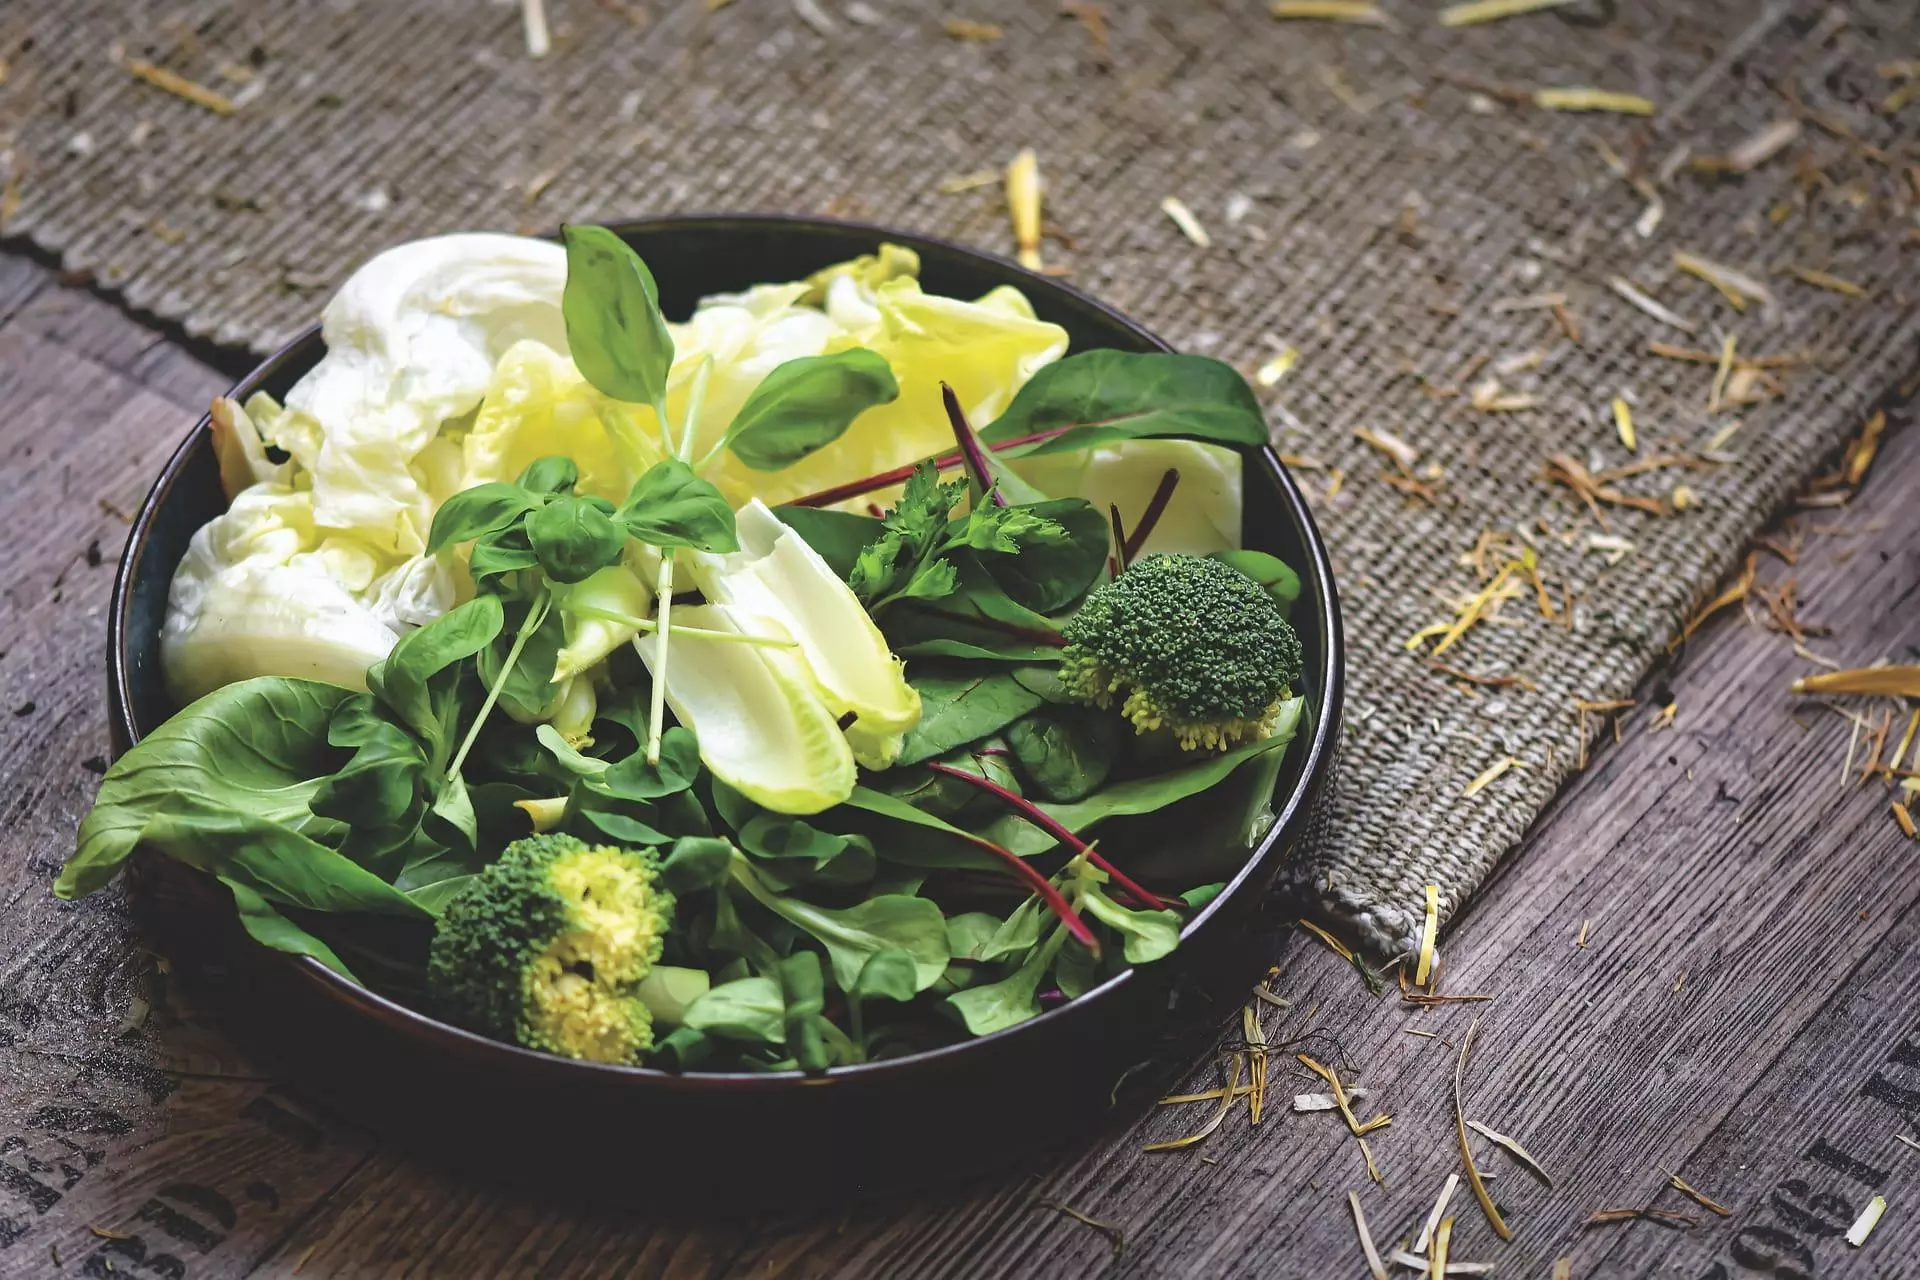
[1080,877,1182,964]
[980,349,1269,457]
[897,667,1045,766]
[617,459,740,553]
[1004,704,1121,803]
[947,925,1067,1036]
[1210,548,1302,616]
[561,224,674,409]
[721,348,900,471]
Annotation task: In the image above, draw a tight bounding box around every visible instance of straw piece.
[1439,0,1575,27]
[1535,88,1656,115]
[1349,1192,1391,1280]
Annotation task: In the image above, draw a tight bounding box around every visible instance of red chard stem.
[1121,468,1182,563]
[941,382,1007,508]
[924,762,1174,910]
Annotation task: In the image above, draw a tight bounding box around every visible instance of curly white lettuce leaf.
[278,233,569,553]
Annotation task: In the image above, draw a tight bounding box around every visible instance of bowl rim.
[109,211,1346,1093]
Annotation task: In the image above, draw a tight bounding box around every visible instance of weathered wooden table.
[2,249,1915,1279]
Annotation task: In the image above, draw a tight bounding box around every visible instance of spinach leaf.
[771,506,883,580]
[777,950,835,1071]
[944,913,1003,962]
[596,726,700,799]
[898,667,1045,766]
[525,494,628,584]
[834,786,1006,873]
[477,597,565,722]
[375,595,503,743]
[683,976,785,1045]
[561,224,674,408]
[57,679,380,901]
[721,349,900,471]
[893,637,1067,663]
[310,695,438,878]
[616,459,739,553]
[579,808,673,847]
[1005,704,1121,803]
[730,854,949,991]
[737,815,876,889]
[989,699,1303,854]
[847,947,919,1049]
[659,836,736,893]
[980,350,1269,457]
[223,878,357,980]
[1211,548,1302,617]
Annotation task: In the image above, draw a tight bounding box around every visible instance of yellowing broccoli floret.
[1060,553,1303,753]
[427,833,674,1064]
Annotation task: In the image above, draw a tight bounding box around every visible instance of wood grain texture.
[0,256,1914,1279]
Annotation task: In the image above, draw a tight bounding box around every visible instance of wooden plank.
[0,273,376,1279]
[0,254,1916,1279]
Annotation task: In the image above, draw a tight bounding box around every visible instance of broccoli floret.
[427,833,675,1064]
[1059,553,1303,753]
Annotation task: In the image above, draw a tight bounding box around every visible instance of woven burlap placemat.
[5,0,1915,956]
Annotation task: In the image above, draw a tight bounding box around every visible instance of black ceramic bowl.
[110,215,1344,1192]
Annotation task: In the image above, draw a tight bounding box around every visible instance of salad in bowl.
[60,226,1309,1076]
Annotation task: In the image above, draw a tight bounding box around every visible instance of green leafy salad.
[57,227,1310,1072]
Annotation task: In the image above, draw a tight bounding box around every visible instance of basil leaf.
[426,482,540,554]
[722,348,900,471]
[561,224,674,407]
[517,455,581,495]
[617,459,739,553]
[466,526,541,583]
[981,350,1269,456]
[897,668,1045,767]
[526,494,628,584]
